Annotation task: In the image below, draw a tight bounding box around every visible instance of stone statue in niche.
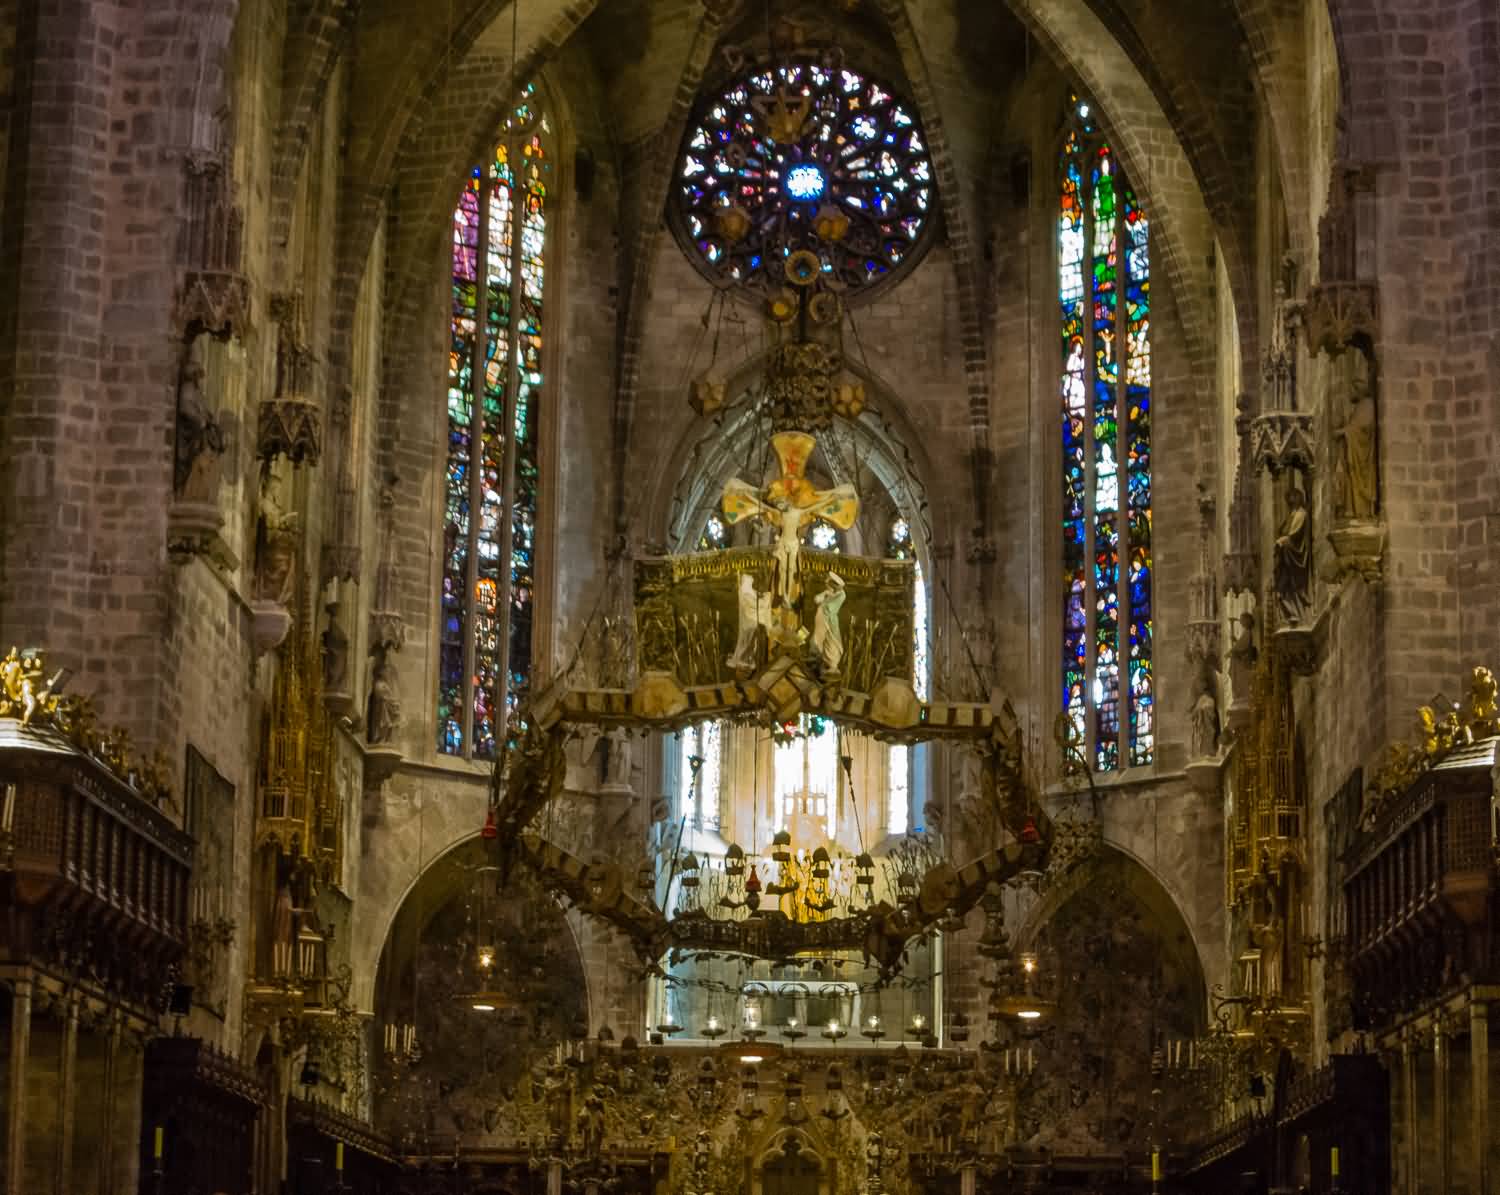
[1330,351,1377,521]
[366,645,401,745]
[1228,612,1256,694]
[600,727,634,793]
[254,467,299,604]
[1191,675,1220,759]
[321,598,350,696]
[1273,485,1312,624]
[173,334,225,501]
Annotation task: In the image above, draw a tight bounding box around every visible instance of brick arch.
[1001,0,1244,390]
[323,1,602,404]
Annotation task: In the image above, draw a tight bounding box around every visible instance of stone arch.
[1016,839,1217,1008]
[645,354,948,564]
[367,833,593,1024]
[1001,0,1244,384]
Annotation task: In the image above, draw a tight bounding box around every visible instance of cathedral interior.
[0,0,1497,1191]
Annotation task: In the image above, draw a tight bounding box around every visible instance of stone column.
[5,978,32,1195]
[55,992,79,1195]
[1435,1022,1450,1192]
[1402,1032,1419,1195]
[101,1013,121,1195]
[1474,1001,1491,1195]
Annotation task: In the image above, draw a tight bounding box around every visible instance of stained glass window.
[439,95,551,759]
[698,514,729,551]
[774,717,839,839]
[670,60,937,301]
[886,516,928,834]
[1059,97,1153,771]
[680,721,722,831]
[806,520,842,552]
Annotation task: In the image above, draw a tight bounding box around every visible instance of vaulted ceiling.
[277,0,1312,526]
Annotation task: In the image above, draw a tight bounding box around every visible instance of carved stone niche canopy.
[1251,411,1316,478]
[175,149,250,340]
[259,292,321,466]
[1304,161,1379,356]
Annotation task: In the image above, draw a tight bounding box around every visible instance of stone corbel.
[1272,609,1327,677]
[1326,522,1386,585]
[1251,411,1316,478]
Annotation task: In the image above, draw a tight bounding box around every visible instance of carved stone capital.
[965,536,997,566]
[1303,282,1378,356]
[1273,618,1324,677]
[1251,410,1316,477]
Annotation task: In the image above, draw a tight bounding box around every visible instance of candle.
[1151,1150,1161,1182]
[1331,1146,1340,1178]
[154,1126,164,1160]
[336,1142,344,1172]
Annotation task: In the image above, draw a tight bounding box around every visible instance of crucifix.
[721,430,859,609]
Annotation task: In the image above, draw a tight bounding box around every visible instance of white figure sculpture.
[811,572,847,676]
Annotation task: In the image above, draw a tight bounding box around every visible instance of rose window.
[670,60,937,302]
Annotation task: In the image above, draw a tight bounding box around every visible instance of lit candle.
[1331,1146,1340,1178]
[154,1127,164,1160]
[1151,1150,1161,1182]
[336,1142,344,1172]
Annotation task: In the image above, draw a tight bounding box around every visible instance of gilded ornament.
[812,202,850,243]
[1466,665,1499,738]
[0,645,65,726]
[713,204,752,244]
[784,249,822,287]
[689,377,727,416]
[832,382,865,418]
[761,86,812,143]
[767,289,799,324]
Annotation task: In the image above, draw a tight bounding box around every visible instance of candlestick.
[154,1126,164,1159]
[1331,1146,1340,1178]
[1151,1150,1161,1183]
[336,1142,344,1172]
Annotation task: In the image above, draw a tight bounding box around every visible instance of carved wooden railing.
[1344,746,1497,1028]
[0,732,193,1009]
[143,1036,266,1195]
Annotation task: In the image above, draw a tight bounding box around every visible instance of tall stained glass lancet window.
[439,95,551,759]
[1059,96,1153,771]
[886,516,929,833]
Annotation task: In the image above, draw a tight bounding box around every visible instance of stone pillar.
[55,992,79,1195]
[5,978,31,1195]
[1474,1001,1491,1195]
[1435,1022,1450,1193]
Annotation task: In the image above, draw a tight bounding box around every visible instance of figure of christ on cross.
[721,430,859,614]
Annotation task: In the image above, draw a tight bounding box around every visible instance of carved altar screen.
[1059,95,1154,772]
[440,90,550,759]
